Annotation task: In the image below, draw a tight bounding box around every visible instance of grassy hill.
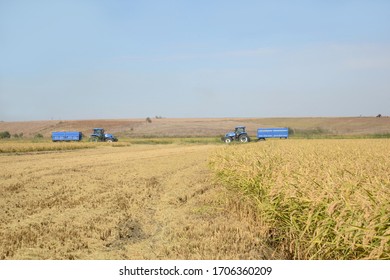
[1,117,390,139]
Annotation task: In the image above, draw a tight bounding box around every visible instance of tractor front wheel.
[224,137,232,144]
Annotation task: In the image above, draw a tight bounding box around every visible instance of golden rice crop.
[209,139,390,259]
[0,142,96,153]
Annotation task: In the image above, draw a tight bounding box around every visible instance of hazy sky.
[1,0,389,121]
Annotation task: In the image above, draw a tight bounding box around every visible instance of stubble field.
[0,143,271,260]
[1,138,389,260]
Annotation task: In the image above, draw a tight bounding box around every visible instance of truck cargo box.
[52,131,82,142]
[257,128,288,140]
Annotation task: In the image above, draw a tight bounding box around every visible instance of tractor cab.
[235,126,246,135]
[92,128,105,136]
[90,128,105,141]
[89,128,117,142]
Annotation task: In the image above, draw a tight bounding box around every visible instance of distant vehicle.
[52,131,82,142]
[221,126,250,143]
[257,128,289,140]
[89,128,118,142]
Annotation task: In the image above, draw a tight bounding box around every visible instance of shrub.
[0,131,11,139]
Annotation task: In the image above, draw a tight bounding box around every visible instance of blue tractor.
[222,126,251,143]
[89,128,118,142]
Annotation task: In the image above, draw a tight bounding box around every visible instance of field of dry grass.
[0,143,272,260]
[1,116,390,138]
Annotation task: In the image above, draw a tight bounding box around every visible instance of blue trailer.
[52,131,82,142]
[257,128,289,140]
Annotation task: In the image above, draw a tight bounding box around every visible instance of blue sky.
[1,0,389,121]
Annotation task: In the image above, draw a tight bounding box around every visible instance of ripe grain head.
[209,139,390,259]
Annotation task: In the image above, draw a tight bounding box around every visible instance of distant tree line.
[145,116,164,123]
[0,131,25,139]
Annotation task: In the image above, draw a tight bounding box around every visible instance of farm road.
[0,144,271,259]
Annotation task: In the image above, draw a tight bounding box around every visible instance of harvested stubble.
[209,139,390,259]
[0,144,274,259]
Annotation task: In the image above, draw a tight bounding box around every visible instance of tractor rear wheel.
[239,134,249,143]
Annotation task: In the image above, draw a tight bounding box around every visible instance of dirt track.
[0,144,272,259]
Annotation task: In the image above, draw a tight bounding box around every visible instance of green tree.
[0,131,11,139]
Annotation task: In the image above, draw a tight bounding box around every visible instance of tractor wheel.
[106,139,113,143]
[224,137,232,144]
[89,136,98,142]
[239,134,249,143]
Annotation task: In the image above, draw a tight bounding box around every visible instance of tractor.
[221,126,250,143]
[89,128,118,142]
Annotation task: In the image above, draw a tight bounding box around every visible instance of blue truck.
[52,131,83,142]
[257,128,289,140]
